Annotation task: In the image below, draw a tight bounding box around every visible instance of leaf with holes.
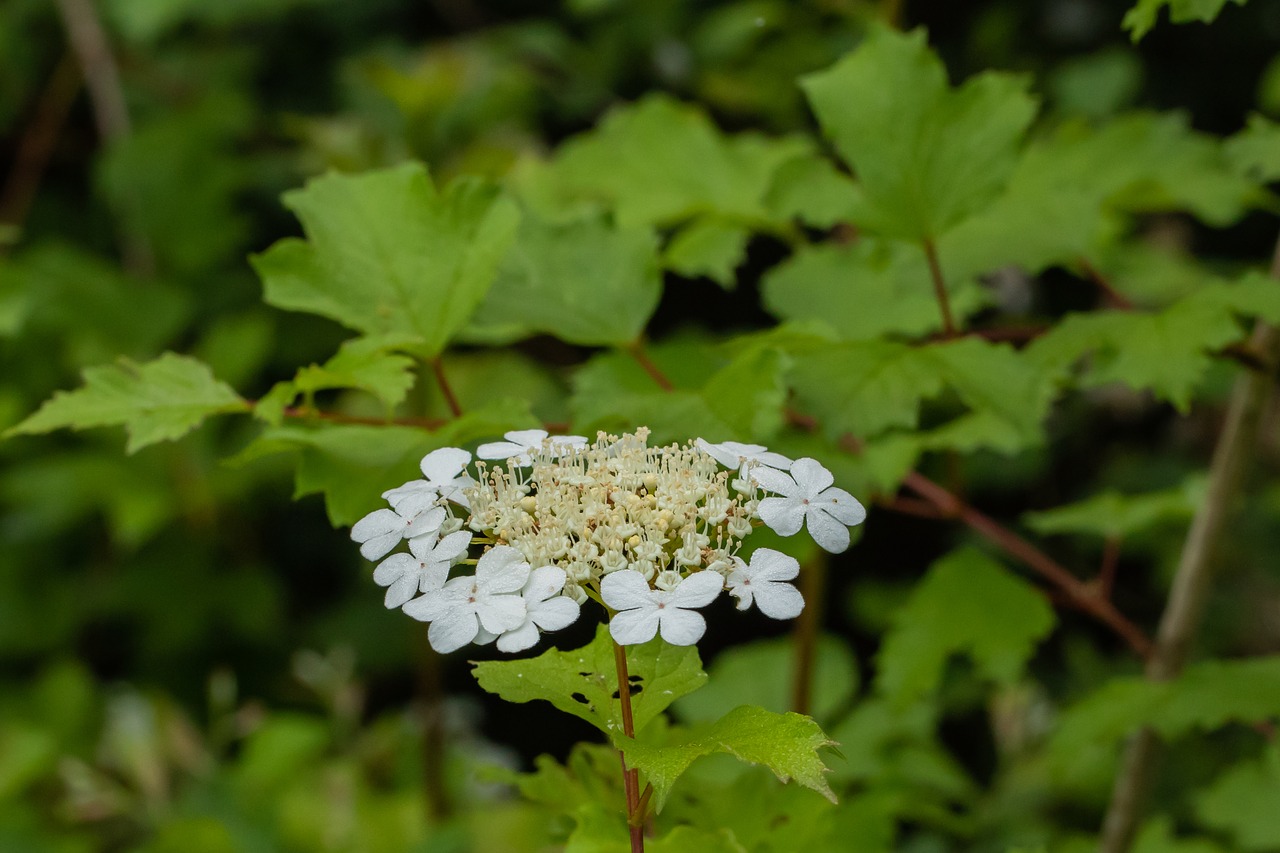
[471,624,707,738]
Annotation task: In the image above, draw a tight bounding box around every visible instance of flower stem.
[612,639,645,853]
[922,239,956,338]
[415,635,452,822]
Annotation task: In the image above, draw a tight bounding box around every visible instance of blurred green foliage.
[3,0,1280,850]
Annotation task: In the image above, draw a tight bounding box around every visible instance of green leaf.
[674,636,858,726]
[1226,114,1280,184]
[471,625,707,738]
[788,338,1050,450]
[941,113,1260,282]
[762,240,989,341]
[569,338,787,445]
[763,152,862,228]
[287,335,418,409]
[1195,744,1280,851]
[1027,276,1280,410]
[663,218,751,288]
[520,94,811,227]
[241,401,536,525]
[1023,477,1204,540]
[876,547,1055,703]
[1050,657,1280,778]
[619,705,835,811]
[253,162,519,358]
[1123,0,1248,41]
[788,340,943,438]
[801,26,1036,241]
[1132,817,1227,853]
[463,211,661,346]
[649,827,744,853]
[5,353,246,453]
[826,698,973,795]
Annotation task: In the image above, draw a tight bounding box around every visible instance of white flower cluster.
[350,428,866,653]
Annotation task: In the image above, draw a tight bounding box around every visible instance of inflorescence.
[351,428,866,653]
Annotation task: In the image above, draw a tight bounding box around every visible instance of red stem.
[613,640,645,853]
[431,357,463,418]
[922,240,957,338]
[626,342,675,392]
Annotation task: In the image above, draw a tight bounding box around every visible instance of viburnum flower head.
[349,428,866,653]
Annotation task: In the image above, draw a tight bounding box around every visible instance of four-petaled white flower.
[749,458,867,553]
[383,447,476,510]
[601,569,724,646]
[477,429,588,466]
[696,438,793,475]
[373,529,473,609]
[403,545,531,653]
[351,503,446,561]
[727,548,804,620]
[477,566,582,653]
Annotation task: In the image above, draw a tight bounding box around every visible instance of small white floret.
[402,545,531,653]
[726,548,804,620]
[601,569,724,646]
[350,504,446,561]
[749,458,866,553]
[372,529,472,609]
[476,429,588,466]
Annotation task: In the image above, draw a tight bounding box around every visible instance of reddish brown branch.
[901,471,1154,659]
[0,52,81,236]
[1097,536,1122,599]
[923,240,957,338]
[1078,258,1135,310]
[431,358,463,418]
[626,341,675,392]
[613,641,645,853]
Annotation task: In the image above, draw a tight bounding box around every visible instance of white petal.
[670,571,724,609]
[610,608,659,645]
[747,465,798,496]
[524,566,567,603]
[428,609,479,653]
[382,479,434,510]
[359,530,403,562]
[476,547,530,594]
[754,581,805,620]
[404,505,446,539]
[473,627,499,645]
[373,553,415,588]
[726,570,755,611]
[757,497,806,537]
[806,508,852,553]
[657,608,707,645]
[352,508,401,539]
[429,529,474,563]
[818,487,867,526]
[477,595,527,634]
[383,573,420,609]
[503,429,549,447]
[789,458,835,495]
[476,440,526,460]
[420,447,471,482]
[496,620,541,653]
[403,580,466,622]
[529,596,580,632]
[600,570,653,611]
[749,548,800,582]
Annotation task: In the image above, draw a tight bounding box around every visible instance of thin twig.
[613,640,645,853]
[790,553,826,716]
[431,357,464,418]
[53,0,155,275]
[1097,239,1280,853]
[922,240,957,338]
[1078,258,1135,310]
[0,52,81,236]
[1097,536,1122,599]
[901,471,1154,659]
[626,341,675,392]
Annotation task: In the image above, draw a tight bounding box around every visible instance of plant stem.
[901,471,1154,659]
[922,240,956,338]
[1097,241,1280,853]
[791,553,826,716]
[431,357,464,418]
[0,52,80,238]
[626,341,675,392]
[53,0,155,275]
[1078,258,1135,310]
[612,639,645,853]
